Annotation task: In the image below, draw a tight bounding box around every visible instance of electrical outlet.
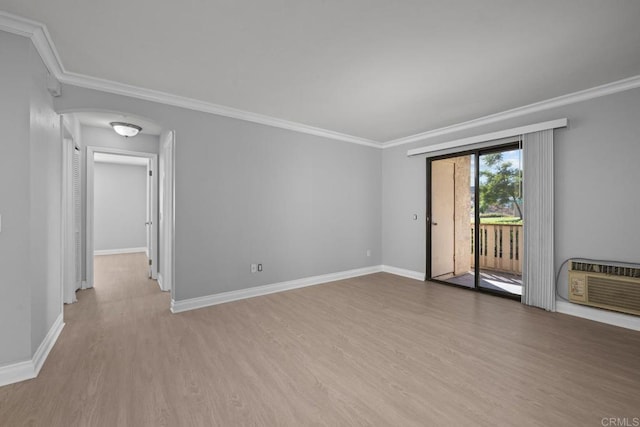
[257,264,263,272]
[251,264,257,273]
[366,249,371,257]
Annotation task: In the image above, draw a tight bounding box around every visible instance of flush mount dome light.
[110,122,142,138]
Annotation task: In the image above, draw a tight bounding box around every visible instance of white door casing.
[86,147,158,287]
[431,160,455,278]
[158,130,174,292]
[61,136,77,304]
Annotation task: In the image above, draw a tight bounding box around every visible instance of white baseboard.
[171,265,383,314]
[0,360,34,388]
[157,273,166,291]
[0,313,64,387]
[556,300,640,331]
[94,247,147,256]
[381,265,425,281]
[32,313,65,375]
[379,268,640,331]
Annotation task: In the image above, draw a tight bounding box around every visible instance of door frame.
[86,146,159,287]
[426,141,521,299]
[60,117,79,305]
[158,130,175,294]
[429,159,456,278]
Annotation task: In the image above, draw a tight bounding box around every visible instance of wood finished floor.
[1,253,639,426]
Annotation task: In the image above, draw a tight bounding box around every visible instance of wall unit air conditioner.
[568,261,640,316]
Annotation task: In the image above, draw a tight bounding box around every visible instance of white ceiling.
[73,111,163,136]
[2,1,639,142]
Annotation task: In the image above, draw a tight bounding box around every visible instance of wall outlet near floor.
[251,264,257,273]
[366,249,371,257]
[257,264,263,272]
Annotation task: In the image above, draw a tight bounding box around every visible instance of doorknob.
[145,221,152,225]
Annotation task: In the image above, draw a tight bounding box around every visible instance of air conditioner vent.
[587,276,640,313]
[571,261,640,278]
[569,260,640,316]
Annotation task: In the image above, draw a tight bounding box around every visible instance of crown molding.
[3,10,640,150]
[383,74,640,149]
[59,71,381,147]
[0,10,381,148]
[0,10,40,37]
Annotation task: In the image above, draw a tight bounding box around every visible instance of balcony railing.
[471,223,523,275]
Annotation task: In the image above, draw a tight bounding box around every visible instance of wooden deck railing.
[471,224,523,274]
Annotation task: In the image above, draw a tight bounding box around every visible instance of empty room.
[0,1,639,426]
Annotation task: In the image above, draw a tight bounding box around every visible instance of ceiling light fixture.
[110,122,142,138]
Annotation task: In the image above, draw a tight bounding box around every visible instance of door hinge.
[149,259,152,266]
[149,170,153,176]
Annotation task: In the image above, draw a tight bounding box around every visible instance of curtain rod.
[407,118,568,157]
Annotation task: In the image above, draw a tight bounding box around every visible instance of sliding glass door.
[427,143,522,298]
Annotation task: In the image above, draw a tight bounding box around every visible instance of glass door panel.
[477,148,523,296]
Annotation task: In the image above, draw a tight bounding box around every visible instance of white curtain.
[522,129,555,311]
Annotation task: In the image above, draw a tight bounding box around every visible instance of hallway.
[0,253,170,426]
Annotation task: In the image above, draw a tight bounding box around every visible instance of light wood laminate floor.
[1,253,639,426]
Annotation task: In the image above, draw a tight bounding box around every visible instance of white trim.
[0,10,40,37]
[407,119,567,157]
[0,11,65,78]
[7,11,640,151]
[385,75,640,148]
[0,313,65,387]
[94,247,147,256]
[61,72,381,148]
[556,300,640,331]
[0,11,379,148]
[381,265,425,281]
[162,130,176,296]
[32,314,65,376]
[170,265,383,314]
[157,273,166,291]
[94,152,149,166]
[0,360,34,388]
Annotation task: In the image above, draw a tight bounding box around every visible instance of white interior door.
[431,160,455,278]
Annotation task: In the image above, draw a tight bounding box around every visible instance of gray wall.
[56,86,382,301]
[382,87,640,299]
[0,32,32,365]
[0,31,62,366]
[28,39,63,354]
[94,162,147,251]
